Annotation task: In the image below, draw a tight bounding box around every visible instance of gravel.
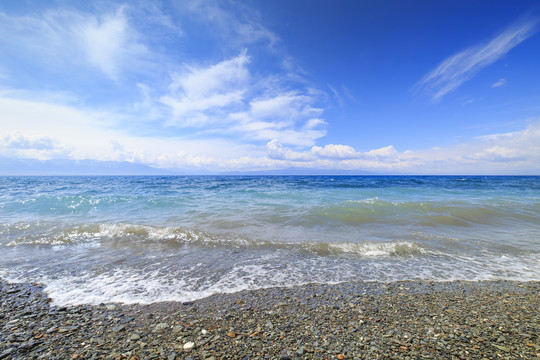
[0,279,538,359]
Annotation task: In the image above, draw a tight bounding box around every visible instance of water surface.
[1,176,538,305]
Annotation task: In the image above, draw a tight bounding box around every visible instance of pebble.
[1,279,538,360]
[153,322,169,332]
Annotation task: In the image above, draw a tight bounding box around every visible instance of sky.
[1,0,540,174]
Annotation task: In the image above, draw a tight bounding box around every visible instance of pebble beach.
[1,279,538,360]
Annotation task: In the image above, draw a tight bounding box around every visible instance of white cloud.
[365,145,399,158]
[160,51,250,126]
[470,146,522,161]
[268,143,401,162]
[311,144,358,159]
[3,132,56,150]
[227,91,326,146]
[2,3,539,175]
[80,6,148,80]
[1,2,329,150]
[413,16,538,101]
[262,119,540,174]
[0,96,268,170]
[0,131,70,160]
[266,139,312,161]
[491,78,507,88]
[182,0,279,50]
[160,52,327,146]
[2,94,540,174]
[0,6,151,80]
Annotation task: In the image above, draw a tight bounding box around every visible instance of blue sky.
[1,0,539,174]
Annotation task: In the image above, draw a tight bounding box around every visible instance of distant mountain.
[0,158,173,175]
[0,158,384,176]
[219,167,380,175]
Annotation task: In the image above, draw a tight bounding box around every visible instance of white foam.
[345,197,380,204]
[299,240,429,257]
[4,250,539,306]
[33,255,355,305]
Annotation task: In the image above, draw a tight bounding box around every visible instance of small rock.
[183,341,195,350]
[112,325,125,333]
[153,322,169,332]
[129,334,141,341]
[172,325,183,333]
[0,348,15,359]
[119,316,134,324]
[18,341,42,351]
[493,344,511,352]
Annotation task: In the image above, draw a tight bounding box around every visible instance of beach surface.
[1,279,538,359]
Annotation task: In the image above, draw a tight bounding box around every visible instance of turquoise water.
[0,176,539,305]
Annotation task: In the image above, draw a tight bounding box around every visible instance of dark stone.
[0,348,15,359]
[18,341,43,352]
[120,316,134,324]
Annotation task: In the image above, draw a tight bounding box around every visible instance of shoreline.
[1,279,538,359]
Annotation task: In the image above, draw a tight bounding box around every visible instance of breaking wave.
[2,222,430,258]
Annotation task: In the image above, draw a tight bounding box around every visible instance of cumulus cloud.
[228,91,326,146]
[0,131,70,159]
[1,3,539,175]
[266,139,313,161]
[160,51,250,126]
[160,52,328,146]
[3,132,56,150]
[2,93,540,174]
[311,144,358,159]
[261,119,540,174]
[365,145,399,158]
[470,146,522,161]
[413,16,538,101]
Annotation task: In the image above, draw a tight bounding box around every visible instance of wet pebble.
[0,279,538,359]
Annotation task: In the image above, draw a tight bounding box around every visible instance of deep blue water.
[0,176,539,305]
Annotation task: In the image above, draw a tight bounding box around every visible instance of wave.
[298,240,427,256]
[2,222,430,258]
[301,198,540,227]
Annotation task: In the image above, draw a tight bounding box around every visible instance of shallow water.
[0,175,539,305]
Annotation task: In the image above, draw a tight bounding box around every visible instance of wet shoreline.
[1,279,539,359]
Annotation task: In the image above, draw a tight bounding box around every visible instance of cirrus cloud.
[413,16,538,102]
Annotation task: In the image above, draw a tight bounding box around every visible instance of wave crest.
[3,222,429,258]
